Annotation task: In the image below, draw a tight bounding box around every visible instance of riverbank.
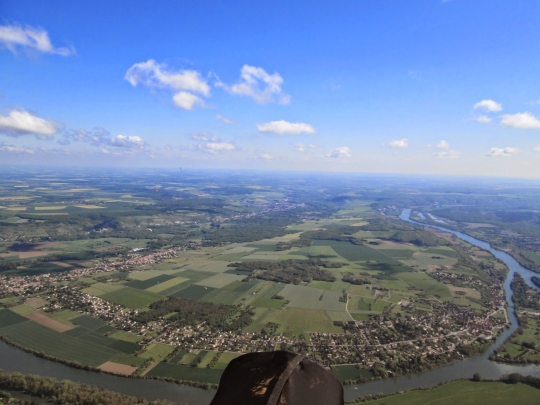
[354,378,540,405]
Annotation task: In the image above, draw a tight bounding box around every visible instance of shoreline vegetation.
[0,368,184,405]
[2,368,540,405]
[349,375,540,404]
[0,337,217,390]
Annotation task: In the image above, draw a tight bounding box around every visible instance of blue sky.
[1,0,540,177]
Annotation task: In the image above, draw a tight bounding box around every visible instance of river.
[1,208,540,403]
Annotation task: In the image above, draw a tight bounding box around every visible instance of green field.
[9,304,36,315]
[423,247,461,258]
[171,285,216,300]
[213,352,242,369]
[195,273,245,288]
[280,284,345,311]
[109,330,143,343]
[359,381,540,405]
[126,274,176,290]
[373,249,415,259]
[252,297,286,309]
[72,315,108,330]
[0,309,28,328]
[396,272,452,301]
[146,277,189,293]
[139,343,175,361]
[201,289,244,305]
[331,365,373,382]
[100,287,162,309]
[274,308,343,335]
[0,321,118,366]
[348,296,392,313]
[146,362,223,383]
[312,240,395,262]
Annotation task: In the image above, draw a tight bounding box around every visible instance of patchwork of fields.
[0,183,500,386]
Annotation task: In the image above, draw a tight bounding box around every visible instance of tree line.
[229,259,343,284]
[0,369,183,405]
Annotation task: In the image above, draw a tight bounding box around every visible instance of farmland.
[0,168,518,386]
[357,380,540,405]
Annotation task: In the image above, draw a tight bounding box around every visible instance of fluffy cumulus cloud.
[385,138,408,148]
[433,150,460,159]
[500,112,540,129]
[534,145,540,152]
[217,65,290,104]
[487,147,519,157]
[172,92,205,110]
[436,140,450,149]
[473,99,502,112]
[325,146,352,158]
[257,120,316,135]
[125,59,209,110]
[0,23,74,56]
[108,135,144,148]
[0,141,34,154]
[0,110,59,139]
[257,153,273,160]
[199,142,236,154]
[475,115,492,123]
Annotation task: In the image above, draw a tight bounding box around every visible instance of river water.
[1,208,540,404]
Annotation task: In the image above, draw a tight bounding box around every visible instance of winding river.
[1,208,540,403]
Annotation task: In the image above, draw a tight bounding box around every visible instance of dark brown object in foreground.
[210,351,344,405]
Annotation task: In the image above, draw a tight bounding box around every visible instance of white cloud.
[436,140,450,149]
[199,142,236,154]
[500,112,540,129]
[0,110,59,139]
[475,115,492,123]
[385,138,409,148]
[108,135,144,148]
[473,99,502,112]
[0,23,74,56]
[534,145,540,152]
[126,60,209,111]
[173,92,205,110]
[217,65,290,104]
[216,114,236,124]
[433,150,460,159]
[486,147,519,157]
[190,132,218,142]
[258,153,273,160]
[216,114,235,124]
[125,60,209,95]
[257,120,316,135]
[61,127,144,150]
[0,142,34,154]
[296,143,306,152]
[325,146,352,158]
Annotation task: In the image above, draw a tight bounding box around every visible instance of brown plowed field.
[25,312,73,332]
[98,361,138,376]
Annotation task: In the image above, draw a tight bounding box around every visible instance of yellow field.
[146,277,189,293]
[73,204,105,209]
[35,206,67,210]
[6,207,26,211]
